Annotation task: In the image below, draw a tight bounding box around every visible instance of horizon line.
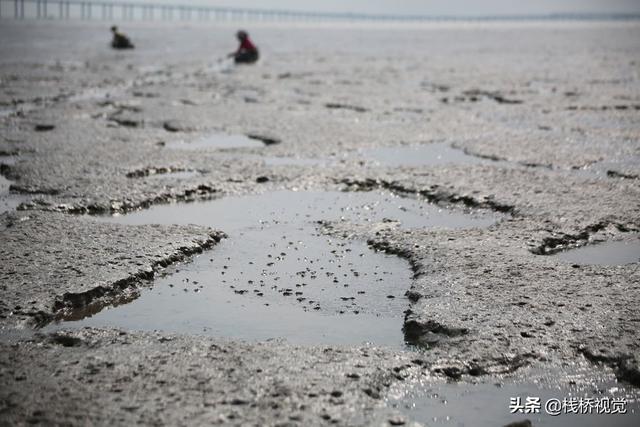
[2,0,640,22]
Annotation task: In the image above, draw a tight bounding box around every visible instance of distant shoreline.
[0,0,638,24]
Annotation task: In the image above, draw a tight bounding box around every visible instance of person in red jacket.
[229,30,259,64]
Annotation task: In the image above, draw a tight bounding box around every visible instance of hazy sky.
[120,1,640,16]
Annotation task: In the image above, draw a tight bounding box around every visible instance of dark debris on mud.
[339,177,516,214]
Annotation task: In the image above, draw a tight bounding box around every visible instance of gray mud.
[262,156,326,166]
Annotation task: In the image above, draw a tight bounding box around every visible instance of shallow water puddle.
[389,364,640,426]
[0,155,17,166]
[0,191,32,215]
[168,133,264,150]
[95,190,499,231]
[0,109,14,118]
[68,87,113,103]
[263,156,325,166]
[0,158,32,214]
[48,190,498,346]
[366,142,486,167]
[552,235,640,266]
[0,174,14,213]
[54,225,411,347]
[143,170,201,181]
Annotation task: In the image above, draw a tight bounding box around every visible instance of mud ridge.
[518,161,553,170]
[0,163,16,180]
[607,170,639,180]
[460,148,505,162]
[430,351,537,380]
[577,346,640,387]
[463,89,524,104]
[441,89,523,105]
[49,231,225,324]
[18,184,221,215]
[339,178,516,214]
[366,238,423,279]
[403,319,469,345]
[566,104,640,111]
[9,183,60,195]
[125,166,195,178]
[399,316,540,377]
[325,103,368,113]
[107,110,143,128]
[246,133,281,146]
[0,149,21,157]
[163,120,194,133]
[530,221,637,255]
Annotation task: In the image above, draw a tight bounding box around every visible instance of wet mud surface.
[1,20,640,426]
[0,328,416,426]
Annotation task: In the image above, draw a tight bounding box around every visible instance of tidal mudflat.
[1,18,639,426]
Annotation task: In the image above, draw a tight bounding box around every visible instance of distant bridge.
[0,0,639,23]
[3,0,408,22]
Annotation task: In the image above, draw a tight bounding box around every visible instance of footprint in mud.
[46,190,500,347]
